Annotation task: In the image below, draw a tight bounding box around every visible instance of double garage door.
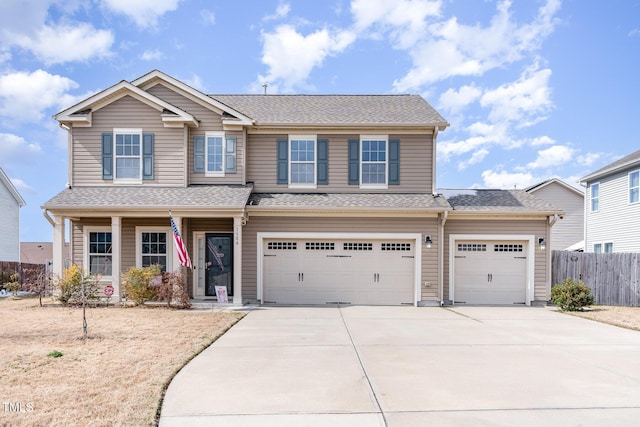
[453,240,528,305]
[263,238,416,305]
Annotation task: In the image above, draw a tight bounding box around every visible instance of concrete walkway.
[159,306,640,426]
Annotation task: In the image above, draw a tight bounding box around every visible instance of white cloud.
[458,148,489,170]
[0,70,78,122]
[10,177,35,193]
[438,84,482,113]
[393,0,560,91]
[527,145,575,169]
[481,169,536,189]
[141,49,164,61]
[200,9,216,26]
[183,74,206,92]
[577,152,602,167]
[438,136,489,162]
[257,25,356,92]
[8,23,113,65]
[263,3,291,21]
[0,133,42,164]
[351,0,441,48]
[101,0,181,28]
[530,135,555,146]
[480,62,553,127]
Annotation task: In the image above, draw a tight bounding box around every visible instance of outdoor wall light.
[425,235,433,249]
[538,238,546,251]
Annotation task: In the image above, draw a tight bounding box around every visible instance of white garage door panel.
[454,241,527,305]
[263,239,415,305]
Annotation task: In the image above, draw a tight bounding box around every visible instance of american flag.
[170,213,192,268]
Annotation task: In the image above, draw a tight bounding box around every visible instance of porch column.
[111,216,121,301]
[52,215,66,279]
[233,216,243,305]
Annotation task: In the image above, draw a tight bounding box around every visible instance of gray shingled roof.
[42,185,253,210]
[211,94,449,127]
[438,189,562,213]
[248,193,451,210]
[580,149,640,183]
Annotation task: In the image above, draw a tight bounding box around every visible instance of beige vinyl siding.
[443,219,548,302]
[71,218,111,270]
[585,169,640,252]
[246,132,433,193]
[72,95,185,187]
[241,216,439,303]
[529,183,584,250]
[146,84,245,185]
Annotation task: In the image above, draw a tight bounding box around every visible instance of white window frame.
[590,182,600,212]
[135,226,173,271]
[288,134,317,189]
[360,135,388,189]
[205,131,226,177]
[84,227,113,277]
[113,128,143,184]
[629,170,639,204]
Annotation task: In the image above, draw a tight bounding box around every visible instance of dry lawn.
[0,297,244,426]
[565,305,640,331]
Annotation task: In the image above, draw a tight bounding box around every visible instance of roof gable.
[54,80,198,128]
[580,149,640,183]
[0,168,26,207]
[525,178,584,197]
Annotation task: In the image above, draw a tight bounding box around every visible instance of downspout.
[438,209,448,306]
[42,209,55,226]
[546,213,559,303]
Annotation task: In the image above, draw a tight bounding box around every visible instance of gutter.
[42,209,55,226]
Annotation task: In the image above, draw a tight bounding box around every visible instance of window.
[137,228,171,271]
[267,242,297,250]
[361,136,387,188]
[88,230,112,275]
[630,171,639,204]
[206,132,224,176]
[289,135,316,187]
[114,128,142,182]
[593,243,602,253]
[591,182,600,212]
[604,242,613,253]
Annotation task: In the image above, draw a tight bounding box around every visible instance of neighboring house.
[0,167,26,262]
[43,70,562,306]
[580,149,640,253]
[526,179,584,251]
[20,242,70,266]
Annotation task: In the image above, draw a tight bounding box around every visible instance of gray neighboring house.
[0,167,26,262]
[42,70,562,306]
[580,149,640,253]
[526,179,584,251]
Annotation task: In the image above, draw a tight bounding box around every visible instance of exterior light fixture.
[538,238,546,251]
[425,235,433,249]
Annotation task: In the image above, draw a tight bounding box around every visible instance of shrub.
[155,270,191,309]
[5,273,21,296]
[551,278,594,311]
[122,265,162,306]
[56,265,101,305]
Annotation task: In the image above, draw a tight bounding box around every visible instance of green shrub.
[122,265,162,306]
[57,265,83,304]
[551,278,594,311]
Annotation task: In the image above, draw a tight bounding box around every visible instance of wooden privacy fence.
[0,261,48,287]
[551,250,640,306]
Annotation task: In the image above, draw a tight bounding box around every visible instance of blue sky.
[0,0,639,242]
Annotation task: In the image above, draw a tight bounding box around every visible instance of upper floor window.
[289,135,316,187]
[630,171,639,204]
[194,133,237,177]
[86,229,112,276]
[361,136,387,188]
[102,130,153,182]
[590,182,600,212]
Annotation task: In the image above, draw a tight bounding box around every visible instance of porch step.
[190,300,257,311]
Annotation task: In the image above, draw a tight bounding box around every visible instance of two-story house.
[43,70,561,306]
[0,167,26,262]
[580,149,640,253]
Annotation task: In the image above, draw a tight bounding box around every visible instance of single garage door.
[263,238,415,305]
[453,241,527,305]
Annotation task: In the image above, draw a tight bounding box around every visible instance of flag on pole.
[170,213,192,268]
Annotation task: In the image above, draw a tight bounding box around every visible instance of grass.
[0,296,244,426]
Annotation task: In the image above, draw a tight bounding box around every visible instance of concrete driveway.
[159,306,640,426]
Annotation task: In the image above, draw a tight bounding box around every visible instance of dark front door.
[205,234,233,297]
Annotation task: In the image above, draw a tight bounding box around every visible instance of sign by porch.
[103,285,114,297]
[215,286,229,303]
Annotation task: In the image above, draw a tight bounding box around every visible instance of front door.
[205,234,233,297]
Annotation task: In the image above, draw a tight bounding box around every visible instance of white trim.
[256,232,421,306]
[288,135,317,189]
[359,135,388,190]
[0,167,25,206]
[590,182,600,212]
[205,131,226,177]
[113,128,143,184]
[83,226,113,279]
[134,226,173,270]
[448,234,535,306]
[629,170,639,204]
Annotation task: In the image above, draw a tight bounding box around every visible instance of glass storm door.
[205,234,233,297]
